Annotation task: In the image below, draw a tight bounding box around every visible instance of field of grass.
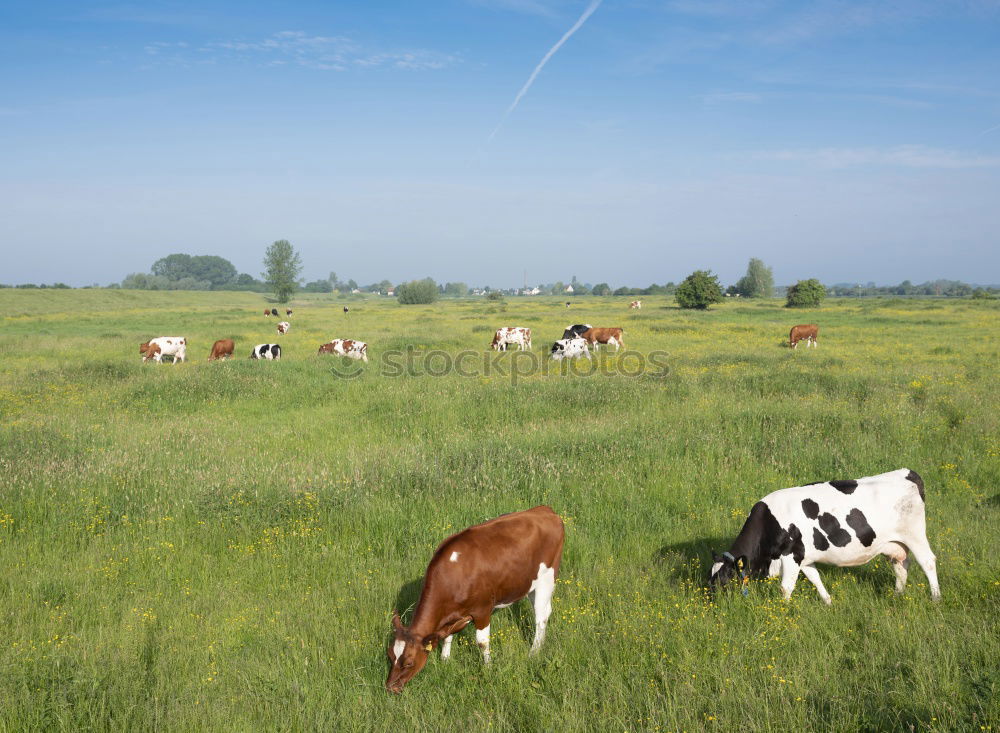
[1,288,998,731]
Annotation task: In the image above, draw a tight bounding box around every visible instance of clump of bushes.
[397,278,439,304]
[675,270,723,310]
[786,278,826,308]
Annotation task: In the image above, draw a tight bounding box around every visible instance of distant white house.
[351,288,361,294]
[564,285,574,293]
[521,287,541,296]
[386,289,395,296]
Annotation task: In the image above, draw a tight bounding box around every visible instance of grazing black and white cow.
[550,337,591,361]
[250,343,281,360]
[271,308,279,317]
[710,468,939,604]
[561,324,592,340]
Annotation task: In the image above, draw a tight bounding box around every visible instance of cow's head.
[708,551,748,592]
[385,611,435,693]
[139,341,150,354]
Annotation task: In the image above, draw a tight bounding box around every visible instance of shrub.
[786,278,827,308]
[397,278,439,304]
[675,270,724,310]
[485,290,504,302]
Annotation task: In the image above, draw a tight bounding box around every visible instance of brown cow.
[264,309,271,317]
[629,300,642,309]
[208,339,235,361]
[789,324,819,349]
[386,506,564,693]
[580,327,625,352]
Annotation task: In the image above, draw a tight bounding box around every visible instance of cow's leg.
[475,623,492,664]
[779,556,801,600]
[530,564,556,654]
[799,564,832,605]
[440,634,453,661]
[792,340,798,349]
[905,538,940,600]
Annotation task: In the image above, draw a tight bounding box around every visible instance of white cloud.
[753,145,1000,169]
[142,30,458,72]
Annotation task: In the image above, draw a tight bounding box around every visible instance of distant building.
[564,285,574,293]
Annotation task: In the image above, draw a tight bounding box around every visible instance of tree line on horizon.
[4,243,997,305]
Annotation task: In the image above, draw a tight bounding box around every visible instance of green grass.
[1,289,998,732]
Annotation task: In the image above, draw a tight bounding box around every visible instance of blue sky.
[2,0,999,287]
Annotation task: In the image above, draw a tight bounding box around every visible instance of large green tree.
[734,257,774,298]
[675,270,724,310]
[151,254,194,281]
[150,253,237,289]
[262,240,303,303]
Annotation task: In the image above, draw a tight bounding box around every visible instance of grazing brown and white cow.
[386,506,564,693]
[264,309,271,317]
[140,337,187,363]
[629,300,642,309]
[286,309,293,316]
[580,327,625,352]
[710,469,939,604]
[208,339,234,361]
[277,321,291,335]
[789,324,819,349]
[491,327,532,351]
[318,339,368,362]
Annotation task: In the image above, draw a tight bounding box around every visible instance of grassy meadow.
[1,288,998,732]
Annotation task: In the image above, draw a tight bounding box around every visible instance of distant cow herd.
[139,299,820,365]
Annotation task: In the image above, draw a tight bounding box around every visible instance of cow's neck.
[408,582,466,640]
[727,502,776,576]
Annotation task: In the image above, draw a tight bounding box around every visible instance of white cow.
[491,327,532,352]
[549,337,591,361]
[710,468,940,604]
[318,339,368,362]
[140,337,187,364]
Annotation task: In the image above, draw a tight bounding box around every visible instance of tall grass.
[0,290,997,731]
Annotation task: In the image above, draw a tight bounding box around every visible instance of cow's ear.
[391,611,404,634]
[711,550,721,562]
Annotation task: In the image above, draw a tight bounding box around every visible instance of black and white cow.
[250,343,281,360]
[550,337,591,361]
[710,468,940,604]
[561,324,591,340]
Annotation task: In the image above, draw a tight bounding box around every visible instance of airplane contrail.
[488,0,602,142]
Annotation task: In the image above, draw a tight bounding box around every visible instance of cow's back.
[763,469,924,553]
[426,507,563,605]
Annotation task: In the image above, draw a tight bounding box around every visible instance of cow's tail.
[904,469,925,502]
